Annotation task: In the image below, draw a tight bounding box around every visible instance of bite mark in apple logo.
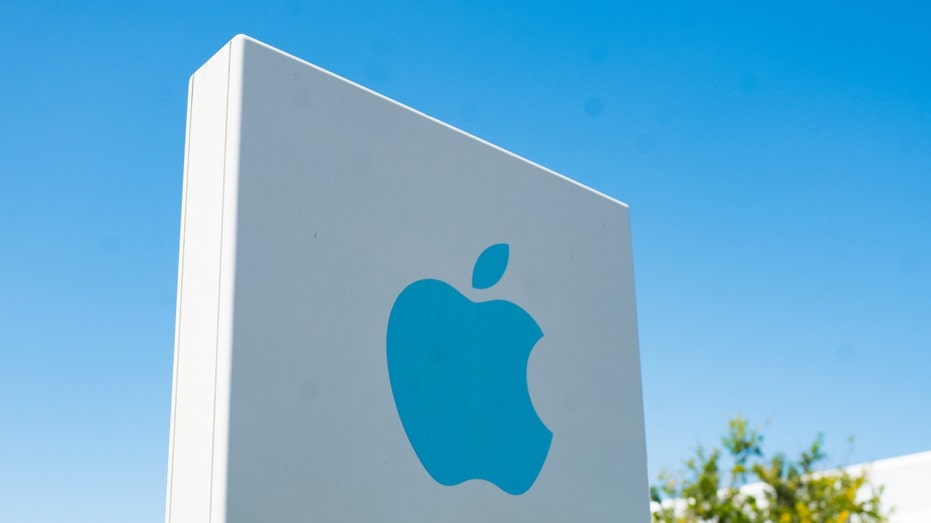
[386,243,552,495]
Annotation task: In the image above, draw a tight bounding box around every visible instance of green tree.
[650,417,888,523]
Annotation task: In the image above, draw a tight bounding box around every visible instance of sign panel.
[166,34,649,522]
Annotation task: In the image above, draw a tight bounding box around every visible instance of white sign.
[166,34,649,522]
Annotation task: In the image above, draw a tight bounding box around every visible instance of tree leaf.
[649,417,890,523]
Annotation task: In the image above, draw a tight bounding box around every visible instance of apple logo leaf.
[472,243,509,290]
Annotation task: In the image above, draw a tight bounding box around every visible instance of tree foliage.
[650,417,888,523]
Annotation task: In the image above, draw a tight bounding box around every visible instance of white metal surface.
[166,34,648,522]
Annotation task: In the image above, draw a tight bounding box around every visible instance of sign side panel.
[164,73,194,523]
[166,43,231,523]
[209,35,248,523]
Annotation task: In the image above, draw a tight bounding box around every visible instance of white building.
[857,450,931,523]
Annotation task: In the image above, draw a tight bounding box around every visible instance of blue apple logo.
[386,243,552,495]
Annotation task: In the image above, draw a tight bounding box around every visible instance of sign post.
[166,34,649,522]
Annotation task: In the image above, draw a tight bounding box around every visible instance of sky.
[2,1,929,521]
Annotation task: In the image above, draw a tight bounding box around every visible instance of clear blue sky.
[2,2,929,521]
